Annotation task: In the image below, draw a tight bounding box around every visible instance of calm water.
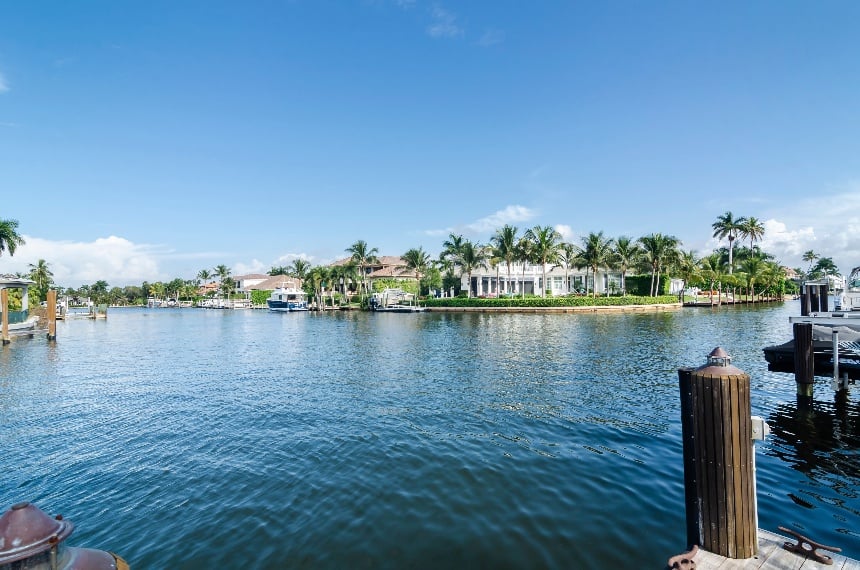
[1,304,857,568]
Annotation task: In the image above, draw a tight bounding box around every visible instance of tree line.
[1,211,828,307]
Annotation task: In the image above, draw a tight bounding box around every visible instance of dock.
[687,528,860,569]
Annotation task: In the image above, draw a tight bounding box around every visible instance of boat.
[266,286,309,312]
[370,288,426,313]
[835,266,860,311]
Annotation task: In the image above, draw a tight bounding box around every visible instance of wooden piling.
[679,348,757,559]
[801,284,811,316]
[1,289,8,345]
[47,289,57,341]
[792,322,814,397]
[677,367,700,549]
[820,282,829,312]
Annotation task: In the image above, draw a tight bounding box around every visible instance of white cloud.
[0,72,9,93]
[554,224,576,242]
[272,252,314,265]
[465,205,537,233]
[424,205,538,238]
[759,188,860,273]
[232,260,267,276]
[426,5,463,38]
[0,235,166,287]
[477,29,504,47]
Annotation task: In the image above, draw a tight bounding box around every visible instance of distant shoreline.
[425,303,683,313]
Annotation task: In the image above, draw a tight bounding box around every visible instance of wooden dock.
[689,528,859,569]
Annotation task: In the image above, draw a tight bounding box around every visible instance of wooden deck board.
[691,529,859,570]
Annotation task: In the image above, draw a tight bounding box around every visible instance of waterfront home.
[460,263,623,297]
[330,256,417,288]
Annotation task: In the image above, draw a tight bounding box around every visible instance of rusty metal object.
[0,502,129,569]
[0,501,74,565]
[779,526,841,565]
[667,545,698,569]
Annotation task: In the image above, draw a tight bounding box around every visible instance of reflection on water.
[0,304,858,567]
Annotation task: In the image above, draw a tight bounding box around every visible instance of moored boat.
[266,286,309,312]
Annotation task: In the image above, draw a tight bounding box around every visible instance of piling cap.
[0,502,75,564]
[694,347,745,376]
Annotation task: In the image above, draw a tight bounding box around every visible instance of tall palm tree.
[712,211,746,274]
[268,266,290,276]
[739,257,765,301]
[555,242,581,295]
[402,247,430,297]
[0,218,25,257]
[516,237,534,298]
[490,225,519,295]
[802,250,819,277]
[28,259,54,300]
[196,269,212,287]
[741,217,765,252]
[453,240,488,298]
[441,233,465,262]
[524,225,562,298]
[213,264,232,298]
[639,233,680,296]
[346,240,379,296]
[613,236,642,296]
[290,259,311,281]
[579,231,615,297]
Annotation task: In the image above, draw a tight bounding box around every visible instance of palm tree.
[639,233,680,296]
[402,247,430,297]
[555,242,581,295]
[579,231,615,297]
[810,257,839,280]
[490,225,519,295]
[698,253,724,305]
[0,218,25,257]
[739,257,765,302]
[524,225,562,297]
[674,250,700,302]
[712,211,746,274]
[28,259,54,300]
[196,269,212,287]
[453,240,488,298]
[514,237,535,298]
[214,264,232,298]
[268,266,290,276]
[290,259,311,281]
[441,233,465,262]
[346,240,379,296]
[802,250,819,277]
[613,237,642,296]
[741,217,765,252]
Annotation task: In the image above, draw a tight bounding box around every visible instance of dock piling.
[792,323,814,397]
[1,289,8,345]
[47,289,57,341]
[677,348,758,559]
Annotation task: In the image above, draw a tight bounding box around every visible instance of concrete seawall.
[425,303,683,313]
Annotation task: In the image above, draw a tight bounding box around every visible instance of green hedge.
[251,290,271,305]
[624,274,670,296]
[422,295,678,308]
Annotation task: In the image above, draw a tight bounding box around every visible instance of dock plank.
[690,529,859,570]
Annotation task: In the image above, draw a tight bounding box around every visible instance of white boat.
[4,315,40,334]
[370,288,426,313]
[835,266,860,311]
[267,286,309,312]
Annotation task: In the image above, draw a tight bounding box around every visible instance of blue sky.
[1,1,859,286]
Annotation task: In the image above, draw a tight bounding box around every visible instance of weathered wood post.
[820,282,829,312]
[801,284,811,316]
[793,322,814,397]
[1,288,9,345]
[47,289,57,341]
[678,348,757,558]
